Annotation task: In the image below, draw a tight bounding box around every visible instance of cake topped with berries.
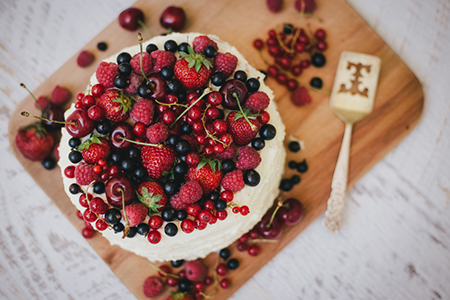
[59,32,286,262]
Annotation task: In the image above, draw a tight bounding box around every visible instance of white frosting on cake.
[59,33,286,262]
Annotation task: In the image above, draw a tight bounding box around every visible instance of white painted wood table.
[1,0,449,299]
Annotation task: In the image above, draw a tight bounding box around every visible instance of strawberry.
[186,159,223,194]
[97,89,133,122]
[78,136,110,164]
[226,111,260,146]
[214,52,238,78]
[137,181,168,213]
[168,292,193,300]
[123,203,148,227]
[141,145,176,179]
[15,122,54,161]
[174,46,212,89]
[290,86,311,106]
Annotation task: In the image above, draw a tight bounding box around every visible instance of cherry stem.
[170,87,213,128]
[137,19,152,39]
[138,33,150,83]
[199,255,220,298]
[119,188,130,239]
[267,198,284,228]
[146,262,180,278]
[119,136,163,148]
[20,83,42,113]
[21,111,76,125]
[84,180,96,205]
[154,99,188,108]
[233,92,257,131]
[258,50,270,66]
[200,104,228,147]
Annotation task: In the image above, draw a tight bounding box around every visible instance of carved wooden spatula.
[323,51,381,233]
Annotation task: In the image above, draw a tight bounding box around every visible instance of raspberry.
[143,276,164,298]
[96,61,119,88]
[266,0,283,12]
[221,170,245,192]
[179,180,203,204]
[151,50,176,73]
[244,91,270,113]
[51,85,71,105]
[123,203,148,227]
[294,0,317,13]
[35,96,51,110]
[184,260,207,281]
[124,72,143,95]
[77,50,95,67]
[130,52,153,76]
[75,162,100,186]
[170,193,188,210]
[215,143,237,161]
[214,52,238,78]
[146,122,169,143]
[192,35,219,53]
[235,146,261,170]
[130,98,154,125]
[290,86,311,106]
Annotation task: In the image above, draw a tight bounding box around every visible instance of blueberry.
[134,166,147,179]
[116,52,132,64]
[178,89,187,102]
[311,52,326,67]
[243,170,260,186]
[209,191,220,201]
[227,258,239,270]
[245,78,260,93]
[283,23,294,34]
[288,160,298,169]
[310,77,323,89]
[234,70,247,83]
[166,79,183,95]
[181,123,193,135]
[68,151,82,163]
[138,84,152,98]
[211,72,226,86]
[120,159,135,172]
[175,139,191,155]
[96,119,111,134]
[177,210,188,221]
[113,222,124,233]
[110,151,122,164]
[221,159,235,173]
[164,180,179,196]
[137,223,150,235]
[105,208,122,225]
[113,75,129,89]
[68,137,81,148]
[288,141,300,152]
[69,183,81,194]
[215,199,227,211]
[161,207,176,221]
[127,227,138,238]
[251,138,265,150]
[178,42,190,54]
[291,174,301,184]
[42,157,56,170]
[97,42,107,51]
[93,181,105,194]
[174,161,189,175]
[164,222,178,237]
[146,44,158,55]
[128,147,140,159]
[164,40,178,53]
[297,159,308,173]
[219,248,231,260]
[178,278,192,292]
[160,66,174,80]
[279,179,294,192]
[204,45,217,58]
[167,134,180,147]
[118,62,132,76]
[259,124,276,140]
[171,259,185,268]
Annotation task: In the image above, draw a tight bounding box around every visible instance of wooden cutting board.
[7,0,423,299]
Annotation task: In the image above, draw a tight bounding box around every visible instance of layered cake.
[59,32,286,262]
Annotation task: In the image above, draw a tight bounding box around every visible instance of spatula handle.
[323,122,353,233]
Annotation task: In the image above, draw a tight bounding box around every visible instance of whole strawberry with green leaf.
[174,46,212,90]
[226,111,260,146]
[186,158,223,194]
[97,88,133,122]
[78,136,110,164]
[137,181,167,213]
[15,122,55,161]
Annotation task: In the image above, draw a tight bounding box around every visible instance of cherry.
[146,73,167,101]
[109,122,134,149]
[82,227,95,239]
[105,175,135,208]
[276,198,304,226]
[41,104,64,130]
[76,93,84,101]
[257,213,283,239]
[160,6,186,31]
[65,108,95,138]
[219,79,248,110]
[118,7,144,31]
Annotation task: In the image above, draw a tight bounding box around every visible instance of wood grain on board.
[7,0,423,299]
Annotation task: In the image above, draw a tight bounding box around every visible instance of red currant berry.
[240,205,250,216]
[83,209,97,223]
[192,121,204,134]
[204,276,213,285]
[76,92,85,101]
[97,159,107,167]
[209,215,217,225]
[267,65,279,77]
[186,151,200,166]
[213,143,224,154]
[166,276,178,286]
[90,197,108,214]
[198,209,213,223]
[85,221,93,230]
[249,230,259,239]
[291,65,302,76]
[195,218,207,230]
[82,95,95,107]
[91,84,105,97]
[316,40,328,51]
[79,193,93,208]
[95,219,108,231]
[188,106,202,121]
[178,270,186,278]
[93,165,102,174]
[253,39,264,50]
[276,73,288,85]
[216,263,228,276]
[133,122,147,136]
[187,203,201,217]
[248,244,260,256]
[194,281,205,291]
[268,29,277,38]
[203,146,213,155]
[268,46,281,57]
[148,230,162,244]
[295,42,306,53]
[158,104,168,113]
[187,91,200,102]
[76,210,84,220]
[100,171,109,181]
[299,34,309,44]
[87,105,104,121]
[258,111,270,124]
[196,134,206,145]
[181,219,196,234]
[239,233,249,243]
[75,101,84,109]
[278,57,292,70]
[203,200,214,210]
[213,119,227,134]
[286,79,298,91]
[149,215,164,229]
[158,265,172,277]
[220,278,230,289]
[221,191,234,203]
[220,133,233,145]
[162,110,175,125]
[216,210,228,220]
[300,60,310,68]
[315,28,326,40]
[82,227,95,239]
[207,91,223,106]
[237,242,248,251]
[205,106,220,120]
[266,37,278,47]
[206,137,216,147]
[64,166,75,178]
[109,165,119,176]
[165,94,179,104]
[232,207,240,214]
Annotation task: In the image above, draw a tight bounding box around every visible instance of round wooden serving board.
[7,0,423,299]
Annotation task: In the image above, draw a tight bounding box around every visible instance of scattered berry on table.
[97,42,107,51]
[288,141,300,152]
[310,77,323,89]
[266,0,283,12]
[185,260,207,281]
[77,50,95,67]
[51,85,71,105]
[143,276,164,298]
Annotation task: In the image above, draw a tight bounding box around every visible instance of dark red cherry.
[147,73,167,101]
[219,79,248,110]
[257,213,283,239]
[65,108,95,138]
[160,6,186,31]
[276,198,304,226]
[41,104,64,130]
[109,122,134,149]
[105,175,135,207]
[118,7,144,31]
